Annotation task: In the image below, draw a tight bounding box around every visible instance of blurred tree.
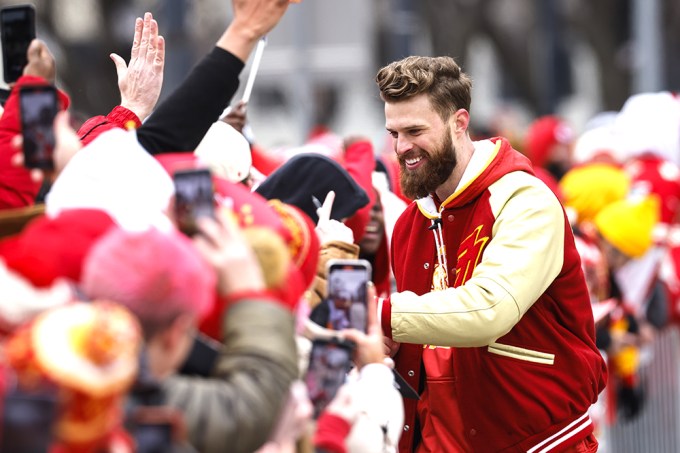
[564,0,632,110]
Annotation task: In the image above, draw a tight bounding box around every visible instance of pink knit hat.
[81,227,216,324]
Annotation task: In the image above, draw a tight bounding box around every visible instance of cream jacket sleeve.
[389,172,565,347]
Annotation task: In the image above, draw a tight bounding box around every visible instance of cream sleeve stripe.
[390,172,565,347]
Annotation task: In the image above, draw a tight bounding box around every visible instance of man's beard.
[399,131,457,200]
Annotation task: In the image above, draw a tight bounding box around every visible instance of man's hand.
[383,336,401,357]
[111,12,165,122]
[342,283,387,369]
[315,190,354,245]
[218,0,290,62]
[222,100,248,133]
[192,207,266,297]
[23,39,56,83]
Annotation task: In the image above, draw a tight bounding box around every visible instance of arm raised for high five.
[77,13,165,145]
[137,0,291,154]
[111,12,165,123]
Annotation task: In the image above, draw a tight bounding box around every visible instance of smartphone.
[173,168,215,237]
[19,84,57,170]
[128,407,180,453]
[0,5,35,84]
[0,388,57,453]
[304,339,353,418]
[325,259,372,332]
[133,422,172,453]
[178,333,220,377]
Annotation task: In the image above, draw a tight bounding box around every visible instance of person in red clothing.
[375,56,606,452]
[0,40,69,209]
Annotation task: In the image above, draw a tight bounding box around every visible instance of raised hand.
[341,283,387,369]
[192,207,266,297]
[23,39,56,83]
[218,0,290,62]
[11,111,83,183]
[315,190,354,245]
[221,100,248,133]
[111,12,165,122]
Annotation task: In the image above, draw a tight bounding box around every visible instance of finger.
[235,100,248,114]
[316,190,335,224]
[25,39,42,62]
[366,282,380,336]
[146,19,159,63]
[154,35,165,68]
[195,216,223,247]
[137,12,152,61]
[130,17,143,60]
[38,41,54,62]
[109,53,128,81]
[215,205,243,240]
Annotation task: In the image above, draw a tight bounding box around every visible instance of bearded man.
[374,56,607,453]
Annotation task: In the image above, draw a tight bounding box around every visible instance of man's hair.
[376,56,472,121]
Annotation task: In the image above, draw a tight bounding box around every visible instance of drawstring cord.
[429,217,449,287]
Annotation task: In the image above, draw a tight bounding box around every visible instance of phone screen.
[133,422,172,453]
[173,168,215,237]
[304,339,353,418]
[0,5,35,84]
[326,259,372,332]
[19,84,57,170]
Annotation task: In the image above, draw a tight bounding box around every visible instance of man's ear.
[450,108,470,137]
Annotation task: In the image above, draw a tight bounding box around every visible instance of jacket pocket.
[487,342,555,365]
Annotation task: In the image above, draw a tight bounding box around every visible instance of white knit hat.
[194,122,252,183]
[46,128,174,232]
[613,91,680,165]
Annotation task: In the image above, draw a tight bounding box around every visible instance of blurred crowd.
[0,0,679,452]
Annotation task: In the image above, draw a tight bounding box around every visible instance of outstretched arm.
[137,0,291,154]
[77,13,165,145]
[111,12,165,122]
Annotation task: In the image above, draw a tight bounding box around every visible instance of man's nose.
[395,136,413,156]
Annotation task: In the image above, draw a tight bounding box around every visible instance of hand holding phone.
[0,5,35,84]
[304,338,353,418]
[325,259,372,333]
[173,168,215,237]
[128,406,184,453]
[19,84,57,170]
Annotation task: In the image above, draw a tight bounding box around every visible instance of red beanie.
[525,116,572,168]
[0,209,116,287]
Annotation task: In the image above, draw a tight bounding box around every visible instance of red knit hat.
[524,116,573,168]
[81,226,216,323]
[0,209,116,287]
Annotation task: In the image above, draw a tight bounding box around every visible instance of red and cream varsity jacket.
[380,137,607,452]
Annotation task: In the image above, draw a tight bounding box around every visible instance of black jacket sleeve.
[137,47,245,154]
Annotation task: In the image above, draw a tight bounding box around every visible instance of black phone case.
[1,5,36,84]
